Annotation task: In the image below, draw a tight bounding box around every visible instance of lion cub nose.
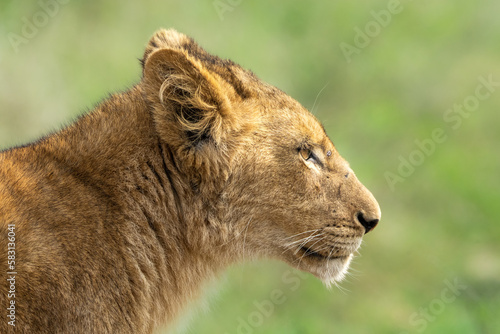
[356,212,379,234]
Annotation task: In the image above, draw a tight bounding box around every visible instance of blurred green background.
[1,1,498,333]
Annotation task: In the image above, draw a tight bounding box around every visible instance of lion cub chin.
[0,29,380,333]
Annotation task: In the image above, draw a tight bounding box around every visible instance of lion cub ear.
[143,44,233,147]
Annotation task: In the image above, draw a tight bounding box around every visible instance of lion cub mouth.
[299,246,346,260]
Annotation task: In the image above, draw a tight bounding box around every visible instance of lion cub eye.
[299,148,315,162]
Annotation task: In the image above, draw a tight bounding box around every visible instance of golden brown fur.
[0,29,381,333]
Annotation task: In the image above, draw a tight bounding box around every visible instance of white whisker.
[297,232,326,264]
[282,229,321,241]
[310,82,329,115]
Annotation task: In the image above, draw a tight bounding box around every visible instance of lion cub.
[0,29,380,333]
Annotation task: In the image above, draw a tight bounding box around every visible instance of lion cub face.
[142,29,380,286]
[237,99,381,285]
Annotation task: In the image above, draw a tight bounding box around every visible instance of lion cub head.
[141,29,381,286]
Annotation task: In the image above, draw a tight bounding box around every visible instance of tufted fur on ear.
[141,29,247,191]
[144,46,233,146]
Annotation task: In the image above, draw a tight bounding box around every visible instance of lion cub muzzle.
[351,180,381,234]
